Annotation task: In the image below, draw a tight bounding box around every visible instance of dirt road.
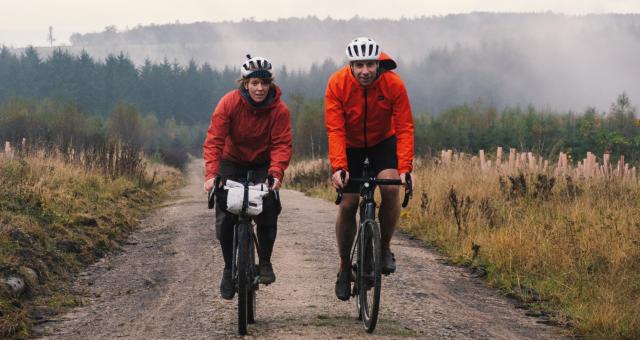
[39,161,562,339]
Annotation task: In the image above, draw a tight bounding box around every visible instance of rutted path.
[40,160,562,339]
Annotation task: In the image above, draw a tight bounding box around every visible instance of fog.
[10,13,640,113]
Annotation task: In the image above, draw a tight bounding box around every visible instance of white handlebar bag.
[224,180,270,216]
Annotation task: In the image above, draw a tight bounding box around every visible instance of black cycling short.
[343,135,398,194]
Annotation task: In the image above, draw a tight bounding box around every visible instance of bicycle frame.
[359,181,377,222]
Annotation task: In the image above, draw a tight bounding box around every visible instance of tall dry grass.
[287,157,640,339]
[0,149,181,338]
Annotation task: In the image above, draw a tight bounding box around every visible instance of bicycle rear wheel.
[236,222,250,335]
[357,219,382,333]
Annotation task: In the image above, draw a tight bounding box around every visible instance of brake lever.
[401,173,413,208]
[266,174,280,202]
[267,175,275,190]
[207,175,222,209]
[334,170,346,205]
[207,189,215,209]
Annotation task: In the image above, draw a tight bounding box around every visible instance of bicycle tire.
[237,222,250,335]
[357,219,381,333]
[248,232,256,324]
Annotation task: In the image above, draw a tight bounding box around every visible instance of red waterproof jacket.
[325,52,414,174]
[203,85,292,181]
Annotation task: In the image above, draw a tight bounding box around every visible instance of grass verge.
[286,158,640,339]
[0,154,182,338]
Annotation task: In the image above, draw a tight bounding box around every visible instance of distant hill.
[10,13,640,112]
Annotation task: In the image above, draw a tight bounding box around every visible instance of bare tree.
[48,26,55,47]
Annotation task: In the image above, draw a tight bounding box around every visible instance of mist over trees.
[0,47,338,165]
[2,12,640,163]
[15,13,640,113]
[0,46,337,123]
[1,46,638,164]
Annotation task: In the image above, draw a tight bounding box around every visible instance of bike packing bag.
[224,180,270,216]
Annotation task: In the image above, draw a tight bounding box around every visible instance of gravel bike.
[335,158,412,333]
[209,174,273,335]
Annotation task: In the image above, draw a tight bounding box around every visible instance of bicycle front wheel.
[357,219,382,333]
[248,231,256,324]
[236,222,250,335]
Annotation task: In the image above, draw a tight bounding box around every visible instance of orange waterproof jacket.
[325,52,414,174]
[203,85,292,181]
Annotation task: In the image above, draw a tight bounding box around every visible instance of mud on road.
[39,161,562,339]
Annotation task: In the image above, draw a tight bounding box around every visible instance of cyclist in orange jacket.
[325,37,415,301]
[203,55,292,299]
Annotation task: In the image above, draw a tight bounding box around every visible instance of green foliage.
[289,94,327,158]
[0,98,199,172]
[108,102,143,147]
[0,48,236,124]
[413,96,639,163]
[0,47,339,128]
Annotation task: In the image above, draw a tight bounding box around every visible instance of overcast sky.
[2,0,639,47]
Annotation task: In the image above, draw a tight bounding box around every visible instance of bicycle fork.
[234,219,261,290]
[351,200,377,297]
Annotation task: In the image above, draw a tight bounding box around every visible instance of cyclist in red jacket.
[325,37,416,301]
[203,55,292,300]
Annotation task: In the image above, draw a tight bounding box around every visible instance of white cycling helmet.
[345,37,380,61]
[241,54,273,78]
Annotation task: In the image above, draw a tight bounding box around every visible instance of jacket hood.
[379,52,397,71]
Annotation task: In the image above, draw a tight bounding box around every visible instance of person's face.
[351,60,379,86]
[244,78,271,102]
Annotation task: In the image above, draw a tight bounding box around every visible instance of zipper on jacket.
[363,88,368,149]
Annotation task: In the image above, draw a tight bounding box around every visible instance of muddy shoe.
[381,249,396,275]
[335,271,351,301]
[259,262,276,284]
[220,268,235,300]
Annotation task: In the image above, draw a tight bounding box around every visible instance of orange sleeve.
[202,95,230,180]
[390,77,414,173]
[324,78,348,173]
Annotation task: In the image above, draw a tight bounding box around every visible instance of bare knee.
[338,194,359,216]
[380,185,400,205]
[377,168,399,180]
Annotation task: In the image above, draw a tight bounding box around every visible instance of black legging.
[217,219,277,269]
